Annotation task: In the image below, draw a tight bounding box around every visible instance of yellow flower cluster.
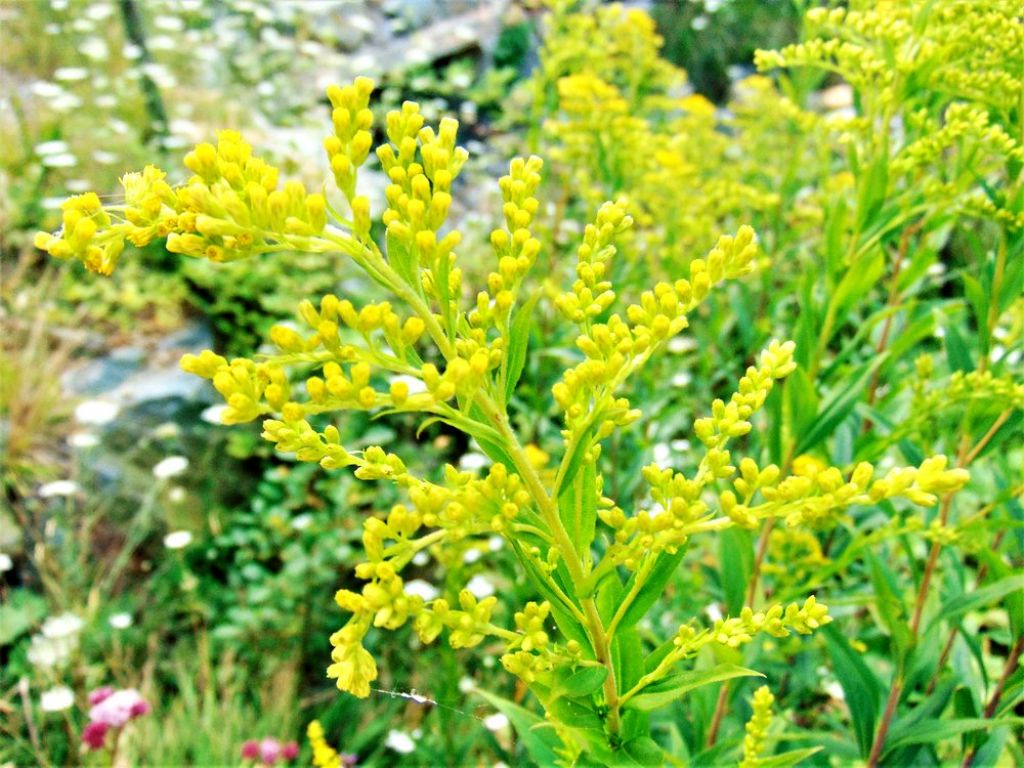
[759,2,1022,113]
[34,193,124,275]
[602,342,969,567]
[472,155,544,329]
[35,131,328,274]
[740,686,775,768]
[307,720,343,768]
[622,598,831,709]
[324,77,375,203]
[377,102,467,306]
[530,3,815,284]
[531,1,683,114]
[41,66,980,759]
[553,225,759,446]
[756,0,1024,233]
[762,528,828,589]
[323,461,563,698]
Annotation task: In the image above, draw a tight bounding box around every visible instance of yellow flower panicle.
[36,130,330,276]
[740,686,775,768]
[756,1,1024,229]
[307,720,343,768]
[324,76,375,204]
[40,61,978,760]
[34,193,123,276]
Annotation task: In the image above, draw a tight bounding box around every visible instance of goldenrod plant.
[754,4,1024,765]
[36,71,978,764]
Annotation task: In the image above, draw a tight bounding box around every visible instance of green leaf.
[617,737,665,767]
[474,689,561,766]
[511,540,589,650]
[885,676,957,752]
[971,726,1012,768]
[923,573,1024,637]
[719,528,753,615]
[547,695,605,731]
[884,310,936,368]
[832,249,885,320]
[794,354,887,456]
[824,195,847,278]
[559,458,598,558]
[943,321,974,373]
[866,551,912,661]
[613,627,645,696]
[785,367,818,444]
[552,666,608,700]
[884,717,1024,752]
[0,589,48,645]
[823,624,881,758]
[753,747,824,768]
[434,238,455,337]
[385,228,418,289]
[625,665,764,712]
[504,292,540,404]
[616,548,687,630]
[794,272,817,371]
[854,151,890,232]
[961,273,989,351]
[976,546,1024,639]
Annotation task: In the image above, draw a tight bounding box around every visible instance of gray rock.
[155,320,214,353]
[63,345,145,396]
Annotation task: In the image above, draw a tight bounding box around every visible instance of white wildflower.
[54,67,88,81]
[31,81,63,99]
[34,140,70,157]
[40,686,75,712]
[385,730,416,754]
[39,480,80,498]
[653,443,672,465]
[153,456,188,479]
[69,431,100,448]
[75,399,119,425]
[466,574,495,599]
[484,713,509,732]
[389,375,427,395]
[163,530,193,550]
[404,579,439,602]
[200,404,227,424]
[41,153,78,168]
[458,452,488,472]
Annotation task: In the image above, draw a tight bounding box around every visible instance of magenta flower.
[81,686,150,752]
[88,686,115,706]
[89,688,149,728]
[241,740,261,760]
[240,736,300,765]
[82,721,110,751]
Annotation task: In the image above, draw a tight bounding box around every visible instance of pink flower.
[129,698,150,717]
[241,740,261,760]
[281,741,299,761]
[88,686,115,706]
[259,738,282,764]
[89,688,149,728]
[82,721,110,751]
[239,736,300,764]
